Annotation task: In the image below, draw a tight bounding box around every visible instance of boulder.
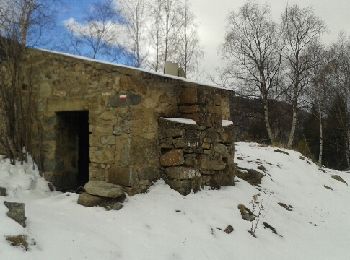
[4,202,26,227]
[84,181,125,199]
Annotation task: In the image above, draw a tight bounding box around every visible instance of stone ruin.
[0,49,235,198]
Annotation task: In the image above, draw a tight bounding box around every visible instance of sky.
[52,0,350,79]
[189,0,350,78]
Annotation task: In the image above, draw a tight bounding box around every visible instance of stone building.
[3,49,235,195]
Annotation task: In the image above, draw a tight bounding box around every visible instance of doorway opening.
[56,111,89,191]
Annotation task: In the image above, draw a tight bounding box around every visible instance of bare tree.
[222,1,282,144]
[64,0,124,61]
[308,46,334,166]
[118,0,148,67]
[147,0,182,72]
[175,0,203,77]
[328,35,350,167]
[281,5,325,147]
[0,0,53,163]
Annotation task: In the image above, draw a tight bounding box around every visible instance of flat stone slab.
[4,202,26,227]
[77,192,124,210]
[84,181,125,198]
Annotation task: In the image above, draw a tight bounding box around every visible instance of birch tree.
[65,0,124,61]
[222,1,282,144]
[281,5,325,147]
[147,0,182,72]
[118,0,148,67]
[175,0,203,77]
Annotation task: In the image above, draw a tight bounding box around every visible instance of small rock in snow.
[224,225,234,234]
[4,201,26,227]
[331,175,348,186]
[274,149,289,155]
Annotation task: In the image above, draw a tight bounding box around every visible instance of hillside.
[1,142,350,260]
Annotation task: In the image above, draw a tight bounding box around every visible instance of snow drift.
[0,142,350,260]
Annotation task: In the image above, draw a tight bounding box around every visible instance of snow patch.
[222,120,233,126]
[163,117,197,125]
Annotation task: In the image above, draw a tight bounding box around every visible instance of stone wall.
[14,49,234,195]
[159,118,235,195]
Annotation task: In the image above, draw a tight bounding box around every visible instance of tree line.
[63,0,203,78]
[221,1,350,169]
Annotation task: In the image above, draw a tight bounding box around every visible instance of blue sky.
[39,0,350,76]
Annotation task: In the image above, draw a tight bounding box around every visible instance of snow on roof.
[37,48,233,91]
[163,118,233,127]
[163,118,197,125]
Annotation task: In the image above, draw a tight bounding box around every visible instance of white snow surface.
[37,48,233,91]
[1,142,350,259]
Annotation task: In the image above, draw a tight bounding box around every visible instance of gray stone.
[165,167,201,180]
[0,186,6,196]
[84,181,125,198]
[331,175,348,185]
[77,192,125,209]
[236,168,264,186]
[160,149,184,167]
[108,202,123,211]
[237,204,255,222]
[4,202,26,227]
[213,144,229,156]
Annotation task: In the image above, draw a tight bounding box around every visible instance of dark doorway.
[56,111,89,191]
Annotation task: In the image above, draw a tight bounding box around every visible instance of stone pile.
[159,118,235,195]
[78,181,126,210]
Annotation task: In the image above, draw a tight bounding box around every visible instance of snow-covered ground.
[1,142,350,260]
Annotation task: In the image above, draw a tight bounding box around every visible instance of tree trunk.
[318,112,323,167]
[262,98,274,144]
[346,129,350,169]
[288,105,298,148]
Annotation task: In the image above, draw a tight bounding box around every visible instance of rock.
[47,182,55,192]
[108,202,123,211]
[274,149,289,155]
[84,181,125,198]
[236,168,264,186]
[324,185,333,190]
[4,202,26,227]
[5,235,29,251]
[0,186,7,196]
[224,225,234,234]
[278,202,293,211]
[263,222,283,237]
[165,167,201,180]
[331,175,348,185]
[160,149,184,167]
[213,144,228,156]
[77,192,125,209]
[237,204,255,222]
[200,156,226,171]
[257,165,267,173]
